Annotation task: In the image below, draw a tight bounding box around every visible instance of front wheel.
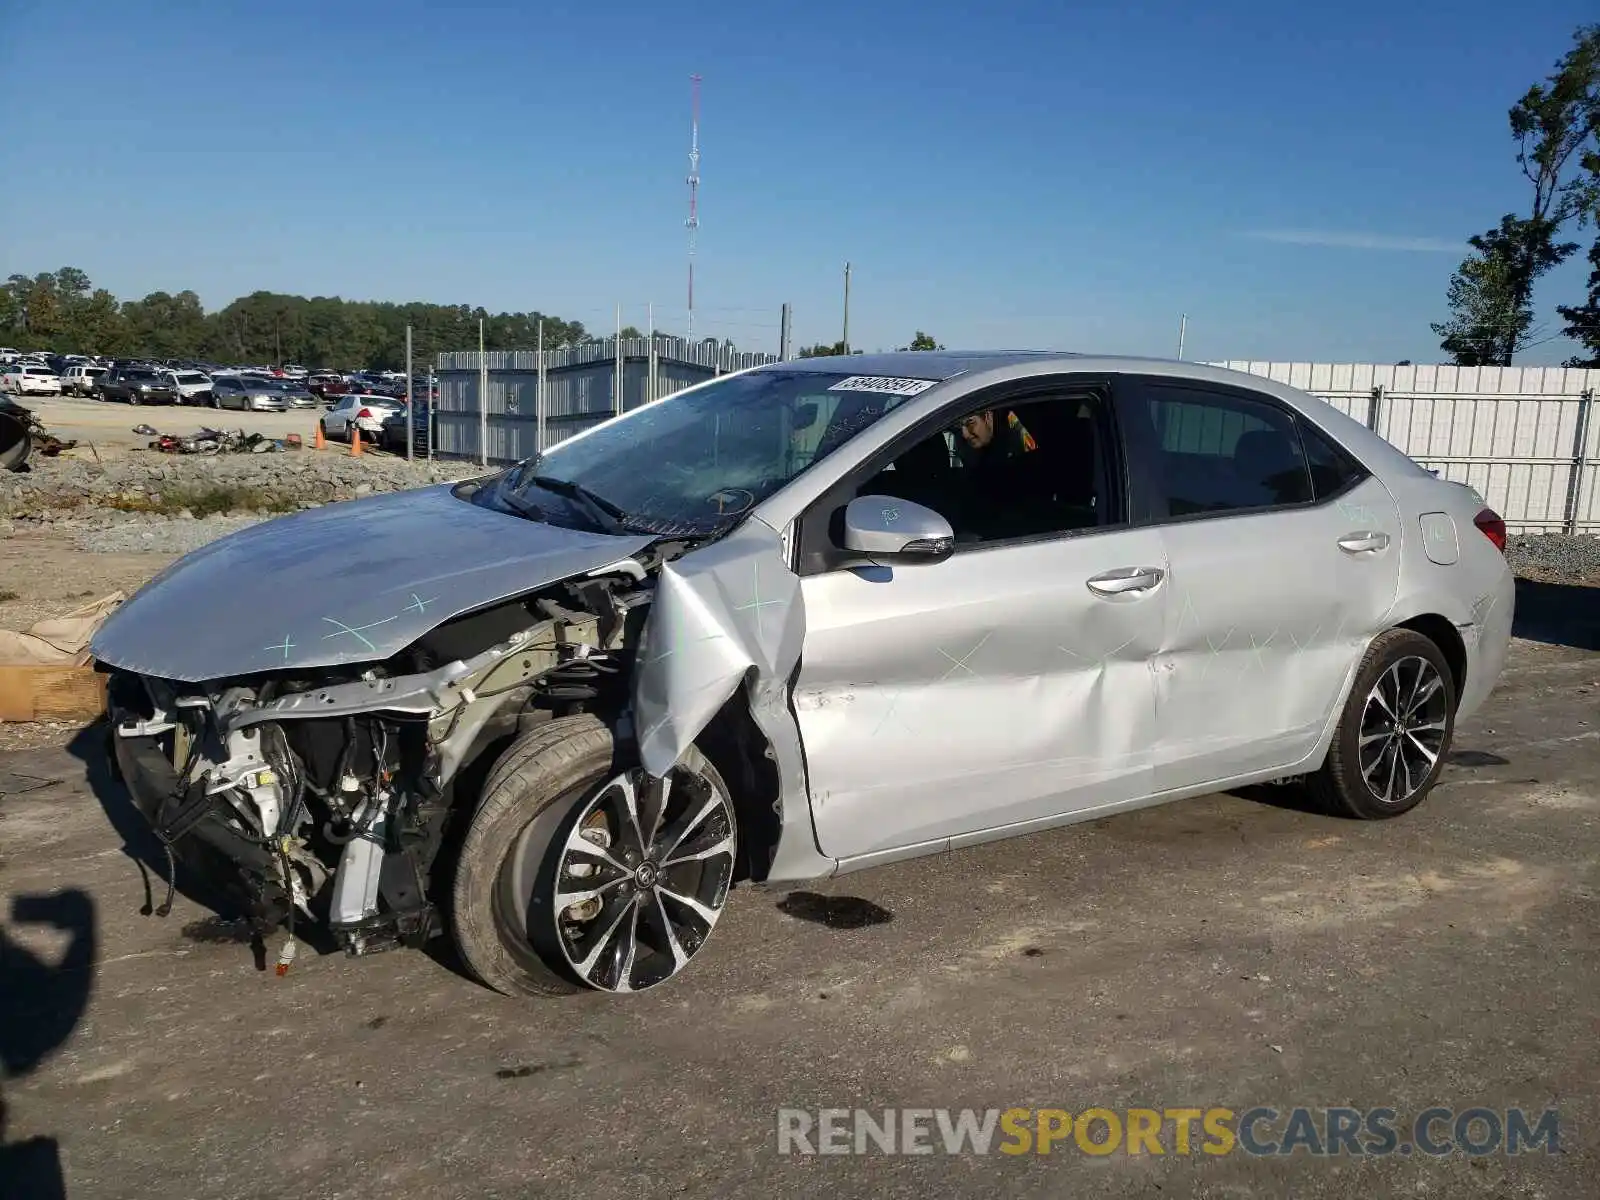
[1306,628,1456,819]
[451,714,739,998]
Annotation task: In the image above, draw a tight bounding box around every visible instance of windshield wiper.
[486,477,546,521]
[524,475,627,534]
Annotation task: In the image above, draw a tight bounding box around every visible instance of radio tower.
[685,73,702,341]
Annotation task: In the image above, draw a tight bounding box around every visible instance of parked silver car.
[211,375,287,412]
[91,352,1514,998]
[251,378,319,409]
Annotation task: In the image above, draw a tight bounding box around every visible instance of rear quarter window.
[1299,420,1371,500]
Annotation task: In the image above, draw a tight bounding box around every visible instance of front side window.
[492,370,927,536]
[851,389,1116,546]
[1146,385,1312,516]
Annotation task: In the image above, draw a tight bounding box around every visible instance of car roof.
[769,349,1069,381]
[754,348,1433,481]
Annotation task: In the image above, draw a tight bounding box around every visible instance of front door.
[1127,378,1404,791]
[790,381,1170,862]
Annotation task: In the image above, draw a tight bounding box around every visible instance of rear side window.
[1146,385,1313,516]
[1299,420,1369,500]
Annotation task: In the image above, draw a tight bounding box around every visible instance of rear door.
[1121,377,1403,792]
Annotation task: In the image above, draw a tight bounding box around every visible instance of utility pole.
[779,302,792,360]
[1177,313,1187,361]
[405,324,414,462]
[842,262,851,354]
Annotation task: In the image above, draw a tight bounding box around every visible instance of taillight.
[1473,507,1507,553]
[357,408,372,419]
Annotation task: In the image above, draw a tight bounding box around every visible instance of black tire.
[451,713,736,998]
[1306,628,1457,820]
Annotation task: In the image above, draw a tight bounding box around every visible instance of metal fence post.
[1366,384,1386,436]
[427,355,436,463]
[614,305,623,417]
[478,318,488,468]
[1563,387,1594,535]
[536,319,545,454]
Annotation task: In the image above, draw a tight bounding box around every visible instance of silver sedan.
[91,351,1515,999]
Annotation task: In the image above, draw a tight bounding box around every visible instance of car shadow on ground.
[0,886,96,1199]
[1512,577,1600,651]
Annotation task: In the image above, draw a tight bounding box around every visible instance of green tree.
[899,331,942,350]
[1436,24,1599,364]
[1556,238,1600,365]
[0,265,608,368]
[797,341,849,357]
[1432,218,1564,364]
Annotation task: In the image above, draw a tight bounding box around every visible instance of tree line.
[1432,23,1600,366]
[1,270,612,371]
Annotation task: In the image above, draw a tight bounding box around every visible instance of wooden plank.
[0,665,108,723]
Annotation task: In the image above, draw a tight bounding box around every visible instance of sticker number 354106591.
[826,376,940,397]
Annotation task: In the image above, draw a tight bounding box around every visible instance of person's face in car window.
[957,410,996,450]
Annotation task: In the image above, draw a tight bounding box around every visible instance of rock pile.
[0,449,486,553]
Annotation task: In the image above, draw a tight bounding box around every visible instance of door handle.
[1086,567,1165,596]
[1338,531,1390,554]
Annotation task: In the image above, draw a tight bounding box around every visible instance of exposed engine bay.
[104,541,692,971]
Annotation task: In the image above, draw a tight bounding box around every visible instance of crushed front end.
[103,563,663,966]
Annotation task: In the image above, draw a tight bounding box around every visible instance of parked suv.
[1,364,63,396]
[99,366,179,405]
[61,364,109,397]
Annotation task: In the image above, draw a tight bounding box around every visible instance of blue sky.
[3,0,1596,363]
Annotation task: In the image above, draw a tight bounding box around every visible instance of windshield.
[174,372,208,384]
[496,368,930,536]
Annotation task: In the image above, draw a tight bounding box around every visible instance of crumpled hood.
[91,483,654,683]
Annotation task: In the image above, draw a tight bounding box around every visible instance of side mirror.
[842,495,954,563]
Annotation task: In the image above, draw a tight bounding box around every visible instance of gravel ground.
[2,636,1597,1199]
[1,444,483,554]
[1505,532,1600,585]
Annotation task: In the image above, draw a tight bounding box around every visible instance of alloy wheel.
[1358,655,1449,805]
[513,768,736,993]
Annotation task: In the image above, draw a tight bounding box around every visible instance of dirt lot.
[1,534,1597,1198]
[21,394,329,459]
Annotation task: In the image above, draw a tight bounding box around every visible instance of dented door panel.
[1151,475,1403,789]
[793,529,1170,861]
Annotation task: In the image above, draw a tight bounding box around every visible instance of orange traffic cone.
[314,423,326,450]
[350,426,363,457]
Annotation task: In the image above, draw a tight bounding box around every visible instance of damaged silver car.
[91,352,1516,997]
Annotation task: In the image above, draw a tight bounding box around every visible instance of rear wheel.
[451,714,739,998]
[1307,628,1456,819]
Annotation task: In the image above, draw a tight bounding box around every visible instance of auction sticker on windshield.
[827,376,940,397]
